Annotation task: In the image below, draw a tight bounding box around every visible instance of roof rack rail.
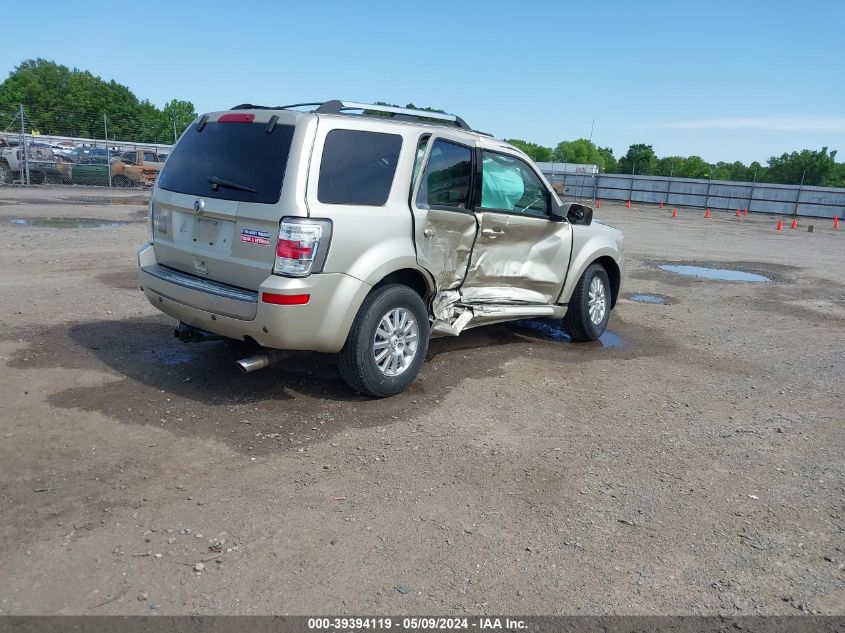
[229,100,473,132]
[230,103,288,110]
[314,100,471,130]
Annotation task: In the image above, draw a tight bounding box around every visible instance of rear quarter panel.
[306,116,432,288]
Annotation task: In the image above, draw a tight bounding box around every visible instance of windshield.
[157,120,295,204]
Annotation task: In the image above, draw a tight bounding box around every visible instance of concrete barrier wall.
[546,172,845,219]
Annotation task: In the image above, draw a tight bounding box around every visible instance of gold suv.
[138,101,624,396]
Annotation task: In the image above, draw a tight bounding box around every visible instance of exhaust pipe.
[236,349,288,373]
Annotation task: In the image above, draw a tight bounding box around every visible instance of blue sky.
[3,0,844,163]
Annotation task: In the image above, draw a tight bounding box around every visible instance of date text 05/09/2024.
[307,617,528,631]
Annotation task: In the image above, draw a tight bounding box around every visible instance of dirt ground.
[0,186,842,616]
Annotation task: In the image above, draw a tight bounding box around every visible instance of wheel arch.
[366,262,436,303]
[559,245,623,309]
[593,255,621,309]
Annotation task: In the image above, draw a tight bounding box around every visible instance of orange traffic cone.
[626,200,631,208]
[659,202,664,208]
[672,208,678,218]
[596,199,601,208]
[776,219,783,231]
[735,208,741,217]
[743,208,749,216]
[790,217,798,229]
[704,208,711,218]
[834,217,840,229]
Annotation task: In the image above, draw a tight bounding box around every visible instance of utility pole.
[104,113,112,188]
[667,162,674,207]
[748,169,757,214]
[172,119,178,144]
[794,169,805,216]
[20,104,30,185]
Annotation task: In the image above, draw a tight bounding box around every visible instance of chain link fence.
[0,104,175,187]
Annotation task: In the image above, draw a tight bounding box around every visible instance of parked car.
[115,149,168,166]
[111,149,165,187]
[138,100,624,396]
[65,146,110,163]
[0,143,62,184]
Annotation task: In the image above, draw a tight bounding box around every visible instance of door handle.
[423,227,435,238]
[481,227,505,237]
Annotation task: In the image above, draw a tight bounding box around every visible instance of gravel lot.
[0,186,842,615]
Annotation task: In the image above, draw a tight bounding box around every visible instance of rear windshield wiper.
[206,175,257,193]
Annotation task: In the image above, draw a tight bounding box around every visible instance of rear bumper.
[137,243,371,353]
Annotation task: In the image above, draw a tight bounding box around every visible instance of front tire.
[338,284,430,397]
[562,263,611,341]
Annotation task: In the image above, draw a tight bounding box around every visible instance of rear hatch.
[150,110,313,290]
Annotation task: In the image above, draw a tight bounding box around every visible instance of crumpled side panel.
[417,209,477,291]
[460,212,570,305]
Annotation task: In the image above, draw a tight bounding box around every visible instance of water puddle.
[511,319,623,347]
[68,197,149,206]
[7,217,133,228]
[658,264,770,282]
[628,293,669,304]
[3,197,149,206]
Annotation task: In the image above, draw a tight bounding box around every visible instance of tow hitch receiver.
[174,322,225,343]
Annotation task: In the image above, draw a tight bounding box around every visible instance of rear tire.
[0,161,10,184]
[112,174,130,188]
[44,171,62,184]
[338,284,430,397]
[562,263,611,341]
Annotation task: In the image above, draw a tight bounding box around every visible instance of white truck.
[0,137,61,184]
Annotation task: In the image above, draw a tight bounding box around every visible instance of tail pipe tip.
[236,350,288,373]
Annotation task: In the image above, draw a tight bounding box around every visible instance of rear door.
[151,111,309,289]
[461,149,572,304]
[410,136,478,291]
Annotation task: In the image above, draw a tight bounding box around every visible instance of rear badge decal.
[240,228,271,246]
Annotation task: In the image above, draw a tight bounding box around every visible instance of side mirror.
[565,202,593,225]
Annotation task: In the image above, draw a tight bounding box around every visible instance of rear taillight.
[273,218,332,277]
[152,202,167,235]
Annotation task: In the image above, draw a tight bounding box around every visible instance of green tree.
[764,147,838,186]
[554,138,595,164]
[162,99,198,141]
[0,58,195,144]
[617,143,657,175]
[822,162,845,188]
[504,138,552,162]
[552,138,620,172]
[596,146,618,173]
[658,155,710,178]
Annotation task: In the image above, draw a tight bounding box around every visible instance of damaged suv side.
[138,101,624,396]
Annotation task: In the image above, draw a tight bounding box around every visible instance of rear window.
[157,121,295,204]
[318,129,402,206]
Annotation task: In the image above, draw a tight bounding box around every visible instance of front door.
[461,150,572,304]
[410,136,478,291]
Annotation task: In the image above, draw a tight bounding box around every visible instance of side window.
[480,151,549,217]
[144,152,156,162]
[318,129,402,206]
[416,139,472,210]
